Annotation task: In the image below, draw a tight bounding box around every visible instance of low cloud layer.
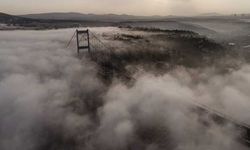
[0,29,103,150]
[0,28,249,150]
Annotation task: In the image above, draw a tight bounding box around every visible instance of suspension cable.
[66,31,76,48]
[89,31,116,52]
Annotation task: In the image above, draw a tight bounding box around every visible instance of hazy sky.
[1,0,250,16]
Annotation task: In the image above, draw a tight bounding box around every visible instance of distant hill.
[2,11,250,31]
[20,12,168,22]
[0,12,115,29]
[0,12,35,24]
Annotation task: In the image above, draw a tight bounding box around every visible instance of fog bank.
[0,28,249,150]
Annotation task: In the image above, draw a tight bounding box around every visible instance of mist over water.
[0,29,102,150]
[0,28,249,150]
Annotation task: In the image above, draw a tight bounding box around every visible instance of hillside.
[20,12,168,22]
[0,12,34,25]
[0,12,114,29]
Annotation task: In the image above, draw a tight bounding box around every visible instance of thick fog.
[0,29,103,150]
[0,28,249,150]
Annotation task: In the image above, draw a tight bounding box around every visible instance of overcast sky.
[1,0,250,16]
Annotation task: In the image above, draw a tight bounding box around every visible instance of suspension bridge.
[66,29,250,146]
[66,29,115,55]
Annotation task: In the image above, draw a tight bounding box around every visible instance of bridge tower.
[76,29,90,55]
